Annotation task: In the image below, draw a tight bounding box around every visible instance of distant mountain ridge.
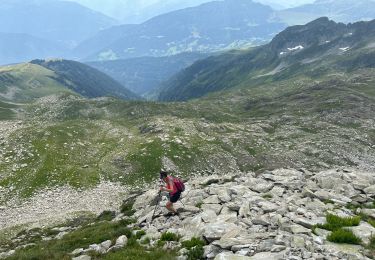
[0,0,117,65]
[87,52,209,96]
[158,18,375,101]
[0,59,138,102]
[278,0,375,25]
[74,0,287,61]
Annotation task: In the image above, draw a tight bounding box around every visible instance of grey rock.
[290,236,305,249]
[271,245,286,252]
[183,205,201,214]
[204,195,221,204]
[283,224,311,235]
[70,248,84,256]
[258,201,278,213]
[204,244,222,259]
[100,240,112,250]
[364,185,375,195]
[248,251,286,260]
[214,251,252,259]
[202,204,223,215]
[115,235,128,247]
[314,228,331,239]
[348,222,375,244]
[201,209,218,223]
[72,256,91,260]
[203,222,239,242]
[247,178,274,193]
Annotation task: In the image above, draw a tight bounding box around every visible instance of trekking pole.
[150,190,162,223]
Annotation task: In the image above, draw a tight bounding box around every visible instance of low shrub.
[181,237,206,250]
[186,245,205,260]
[182,237,206,260]
[367,235,375,250]
[195,201,203,208]
[160,232,180,242]
[327,228,362,244]
[135,230,146,239]
[120,198,136,216]
[97,211,116,221]
[317,214,361,231]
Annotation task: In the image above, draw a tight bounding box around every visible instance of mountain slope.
[158,18,375,101]
[278,0,375,25]
[0,32,65,65]
[87,52,209,96]
[67,0,212,23]
[0,59,138,102]
[0,0,117,49]
[74,0,286,60]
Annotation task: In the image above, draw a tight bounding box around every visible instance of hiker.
[159,170,184,215]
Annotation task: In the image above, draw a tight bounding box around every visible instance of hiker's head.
[160,170,168,181]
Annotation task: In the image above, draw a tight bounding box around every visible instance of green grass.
[181,237,206,260]
[160,232,180,242]
[120,197,136,217]
[315,214,361,232]
[195,201,203,208]
[327,228,362,245]
[97,211,116,221]
[181,237,206,249]
[7,219,133,260]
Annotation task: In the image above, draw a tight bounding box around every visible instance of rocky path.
[132,168,375,259]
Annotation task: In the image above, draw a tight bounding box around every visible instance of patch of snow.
[287,45,304,51]
[156,35,165,39]
[280,52,286,55]
[325,40,331,43]
[339,47,350,52]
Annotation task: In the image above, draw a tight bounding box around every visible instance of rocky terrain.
[131,168,375,259]
[3,168,375,259]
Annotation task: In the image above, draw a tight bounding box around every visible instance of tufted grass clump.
[316,214,361,231]
[182,237,206,260]
[97,211,116,221]
[181,237,206,249]
[327,228,362,244]
[160,232,180,242]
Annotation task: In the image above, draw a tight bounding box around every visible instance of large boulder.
[348,222,375,244]
[203,223,239,242]
[133,190,159,210]
[258,201,278,213]
[214,251,252,259]
[246,178,274,193]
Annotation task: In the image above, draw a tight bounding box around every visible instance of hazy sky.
[66,0,316,23]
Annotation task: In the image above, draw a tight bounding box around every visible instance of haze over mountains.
[0,0,374,67]
[74,0,286,61]
[66,0,315,23]
[1,1,375,259]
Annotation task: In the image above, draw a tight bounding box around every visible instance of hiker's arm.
[160,180,174,193]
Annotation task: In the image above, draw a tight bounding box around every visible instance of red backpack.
[173,177,185,192]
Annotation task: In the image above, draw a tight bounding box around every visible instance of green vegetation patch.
[7,220,132,260]
[315,214,361,232]
[160,232,180,242]
[327,228,362,245]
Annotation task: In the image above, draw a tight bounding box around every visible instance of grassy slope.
[0,63,73,103]
[157,19,375,101]
[0,66,374,202]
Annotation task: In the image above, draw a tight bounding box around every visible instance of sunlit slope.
[158,18,375,101]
